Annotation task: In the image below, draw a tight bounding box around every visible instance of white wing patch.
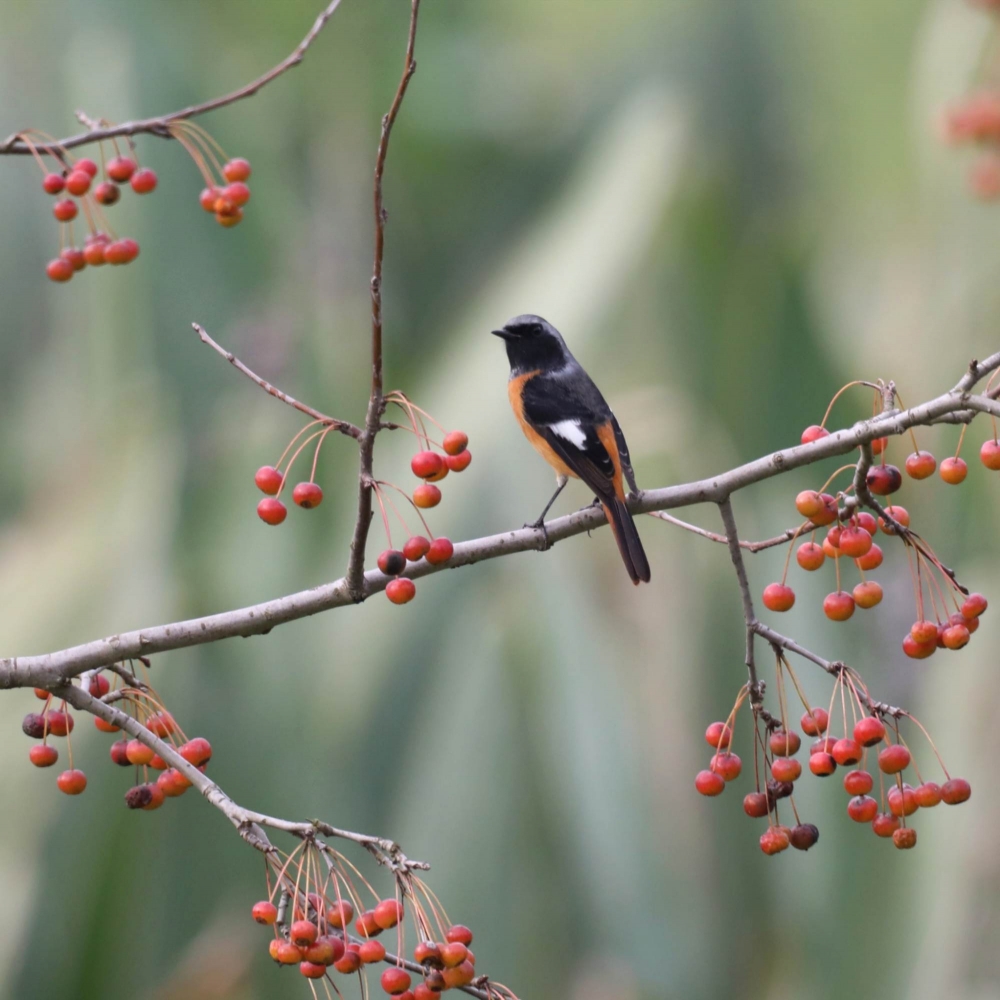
[548,419,588,449]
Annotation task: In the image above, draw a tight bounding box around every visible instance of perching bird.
[492,314,651,584]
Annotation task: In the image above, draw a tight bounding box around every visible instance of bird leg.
[525,475,568,548]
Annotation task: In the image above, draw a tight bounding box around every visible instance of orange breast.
[507,370,577,479]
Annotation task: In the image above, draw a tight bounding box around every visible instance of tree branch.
[648,511,816,553]
[717,498,761,702]
[0,1,344,154]
[191,323,361,437]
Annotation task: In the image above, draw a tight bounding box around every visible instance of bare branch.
[649,511,815,553]
[191,323,361,438]
[717,498,761,702]
[0,1,344,154]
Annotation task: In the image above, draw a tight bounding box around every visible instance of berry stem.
[818,380,880,430]
[901,712,952,780]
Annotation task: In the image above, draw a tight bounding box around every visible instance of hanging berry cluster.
[253,393,472,607]
[16,119,252,282]
[696,653,972,854]
[762,379,991,656]
[23,661,212,810]
[943,0,1000,198]
[250,837,517,999]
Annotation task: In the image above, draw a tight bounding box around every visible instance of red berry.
[106,156,136,182]
[823,591,855,621]
[130,168,158,194]
[426,537,454,565]
[110,741,130,766]
[440,942,468,968]
[710,752,742,781]
[848,795,878,823]
[825,526,842,550]
[878,505,910,533]
[215,206,243,227]
[257,498,287,525]
[254,466,282,495]
[58,248,85,273]
[801,425,829,445]
[914,782,942,807]
[855,543,883,571]
[359,940,387,964]
[29,744,58,767]
[694,769,725,796]
[413,484,442,508]
[910,620,939,644]
[326,900,355,928]
[704,721,732,749]
[199,186,220,212]
[941,778,972,804]
[832,738,862,766]
[411,451,444,480]
[378,549,407,575]
[53,198,78,222]
[800,708,829,736]
[223,158,252,182]
[770,757,801,783]
[46,258,74,283]
[789,823,819,850]
[871,436,888,455]
[386,578,416,604]
[941,622,970,649]
[445,450,472,472]
[887,783,919,817]
[76,158,98,177]
[902,633,936,659]
[334,949,363,974]
[893,827,917,850]
[403,535,430,561]
[759,827,790,854]
[56,769,87,794]
[306,935,344,965]
[157,769,191,797]
[843,769,873,796]
[853,716,886,748]
[292,481,323,508]
[866,464,902,495]
[65,170,92,196]
[83,236,109,266]
[382,969,412,995]
[839,527,872,558]
[179,737,212,766]
[42,172,65,194]
[795,541,825,571]
[852,581,883,609]
[743,792,769,817]
[46,711,74,737]
[22,713,46,738]
[811,493,839,526]
[126,738,154,765]
[981,439,1000,470]
[104,238,140,264]
[291,920,318,948]
[374,899,404,929]
[224,181,251,207]
[443,431,468,456]
[939,456,967,484]
[147,711,177,737]
[414,941,443,967]
[142,784,166,811]
[768,730,800,756]
[300,961,327,979]
[905,450,937,479]
[762,583,795,612]
[962,593,988,619]
[271,940,302,965]
[878,744,910,774]
[855,512,878,535]
[795,490,822,517]
[93,180,120,205]
[872,812,899,838]
[442,962,476,989]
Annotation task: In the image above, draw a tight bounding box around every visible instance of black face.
[492,314,571,372]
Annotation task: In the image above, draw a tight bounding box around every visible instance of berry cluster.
[696,655,972,854]
[23,662,211,811]
[763,382,991,657]
[250,839,514,1000]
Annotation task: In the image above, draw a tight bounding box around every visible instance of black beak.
[491,328,512,340]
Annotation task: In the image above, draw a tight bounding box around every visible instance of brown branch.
[648,511,815,553]
[717,498,761,702]
[0,1,344,154]
[346,0,421,601]
[191,323,361,437]
[7,381,1000,690]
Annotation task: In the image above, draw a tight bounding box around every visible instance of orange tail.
[602,497,651,585]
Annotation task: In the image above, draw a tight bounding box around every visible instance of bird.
[492,314,651,584]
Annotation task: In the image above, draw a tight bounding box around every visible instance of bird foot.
[523,518,551,550]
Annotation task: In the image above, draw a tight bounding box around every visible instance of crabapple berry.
[911,620,939,644]
[254,466,282,495]
[443,431,469,456]
[445,450,472,472]
[704,721,732,748]
[962,593,988,619]
[60,246,86,271]
[359,940,387,964]
[852,581,883,609]
[57,769,87,794]
[257,498,287,525]
[179,737,212,766]
[878,744,910,774]
[126,739,155,766]
[22,713,47,738]
[878,505,909,533]
[914,782,942,807]
[710,752,742,781]
[403,536,430,561]
[327,900,355,928]
[106,156,136,182]
[768,730,801,756]
[414,942,443,967]
[223,158,252,182]
[839,528,872,558]
[104,238,140,264]
[130,168,158,193]
[872,813,899,838]
[334,949,363,975]
[224,181,250,207]
[46,258,74,282]
[789,823,819,851]
[832,739,862,766]
[29,745,58,767]
[770,758,801,783]
[378,550,407,576]
[425,537,454,565]
[382,969,412,995]
[110,741,130,766]
[374,899,404,929]
[291,920,318,947]
[941,778,972,804]
[855,511,878,534]
[762,583,795,612]
[46,711,73,736]
[843,770,873,795]
[905,451,937,479]
[759,827,790,854]
[800,707,829,736]
[53,198,78,222]
[893,827,917,849]
[887,784,918,817]
[902,633,936,659]
[981,439,1000,470]
[796,542,825,570]
[695,770,725,796]
[941,622,970,649]
[292,482,323,508]
[386,578,416,604]
[853,716,886,747]
[65,170,92,196]
[76,158,98,177]
[252,901,279,925]
[856,543,883,570]
[823,591,855,621]
[411,451,445,479]
[939,457,967,484]
[299,961,327,980]
[413,484,442,508]
[848,796,878,823]
[42,172,65,194]
[743,792,769,818]
[866,464,902,495]
[801,425,829,445]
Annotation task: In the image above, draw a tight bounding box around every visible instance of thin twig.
[648,511,814,553]
[718,498,760,702]
[0,1,345,154]
[191,323,361,437]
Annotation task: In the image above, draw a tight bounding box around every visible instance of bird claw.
[523,518,551,550]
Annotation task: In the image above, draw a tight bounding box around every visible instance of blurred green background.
[2,1,999,998]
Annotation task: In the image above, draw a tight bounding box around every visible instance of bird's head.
[491,314,571,373]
